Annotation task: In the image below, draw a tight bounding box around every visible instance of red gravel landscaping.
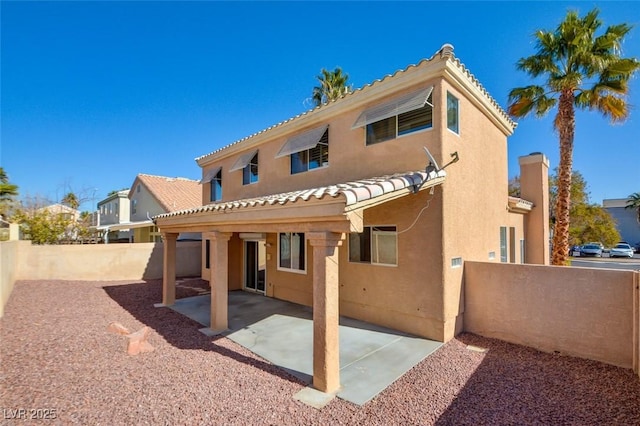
[1,279,639,425]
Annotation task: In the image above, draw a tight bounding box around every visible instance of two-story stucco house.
[155,44,550,393]
[97,174,202,243]
[97,190,132,242]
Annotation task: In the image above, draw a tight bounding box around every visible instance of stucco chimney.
[519,153,550,265]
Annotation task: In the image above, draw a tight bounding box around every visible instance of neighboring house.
[96,190,132,242]
[127,174,202,243]
[154,44,549,393]
[37,203,80,221]
[603,198,640,248]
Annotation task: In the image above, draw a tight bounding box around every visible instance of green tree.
[507,8,640,265]
[312,67,352,106]
[625,192,640,223]
[550,170,619,247]
[511,170,620,247]
[13,209,73,245]
[0,167,19,217]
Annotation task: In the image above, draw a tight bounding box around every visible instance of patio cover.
[155,169,446,234]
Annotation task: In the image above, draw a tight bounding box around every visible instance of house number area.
[2,408,58,420]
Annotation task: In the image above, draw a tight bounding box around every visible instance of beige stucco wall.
[0,241,27,317]
[464,261,639,370]
[6,241,200,282]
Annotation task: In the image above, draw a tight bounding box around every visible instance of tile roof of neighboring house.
[134,174,201,213]
[156,170,446,220]
[195,44,516,164]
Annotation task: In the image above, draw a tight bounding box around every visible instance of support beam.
[161,232,178,306]
[206,231,233,333]
[308,231,343,394]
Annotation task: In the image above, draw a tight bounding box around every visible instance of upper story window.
[349,226,398,266]
[132,199,137,214]
[243,153,259,185]
[230,150,259,185]
[210,169,222,202]
[291,129,328,174]
[275,125,329,175]
[447,92,459,134]
[352,87,433,146]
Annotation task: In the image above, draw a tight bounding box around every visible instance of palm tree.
[0,167,19,200]
[626,192,640,224]
[507,8,640,265]
[312,67,352,106]
[61,192,80,210]
[0,167,19,218]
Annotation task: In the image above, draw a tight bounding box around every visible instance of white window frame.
[290,129,329,174]
[243,152,259,185]
[447,91,460,135]
[277,232,307,274]
[500,226,508,263]
[210,169,223,202]
[364,104,434,146]
[348,225,398,267]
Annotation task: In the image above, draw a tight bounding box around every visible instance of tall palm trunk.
[551,90,575,265]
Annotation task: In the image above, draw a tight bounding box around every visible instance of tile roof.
[135,174,201,213]
[195,44,515,164]
[155,170,446,220]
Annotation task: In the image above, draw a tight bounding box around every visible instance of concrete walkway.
[169,291,442,405]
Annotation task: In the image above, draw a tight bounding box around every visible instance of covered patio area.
[167,290,442,406]
[155,170,446,396]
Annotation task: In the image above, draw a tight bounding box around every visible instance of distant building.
[97,174,202,243]
[603,199,640,247]
[97,190,132,242]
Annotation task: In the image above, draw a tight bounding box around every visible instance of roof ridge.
[137,173,199,182]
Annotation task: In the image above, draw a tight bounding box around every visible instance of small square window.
[451,257,463,268]
[290,129,329,174]
[349,226,397,266]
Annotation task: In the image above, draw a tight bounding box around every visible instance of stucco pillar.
[519,153,550,265]
[161,232,178,306]
[308,231,343,394]
[207,231,233,333]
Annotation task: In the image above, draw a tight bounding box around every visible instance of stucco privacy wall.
[0,241,23,317]
[0,241,201,316]
[464,261,640,373]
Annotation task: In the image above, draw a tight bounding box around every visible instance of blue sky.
[2,1,639,211]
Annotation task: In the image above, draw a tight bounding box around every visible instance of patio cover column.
[308,231,343,394]
[161,232,179,306]
[207,231,233,333]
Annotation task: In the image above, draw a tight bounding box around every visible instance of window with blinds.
[291,129,329,174]
[364,93,433,146]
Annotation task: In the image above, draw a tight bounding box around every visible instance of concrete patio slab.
[167,291,442,405]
